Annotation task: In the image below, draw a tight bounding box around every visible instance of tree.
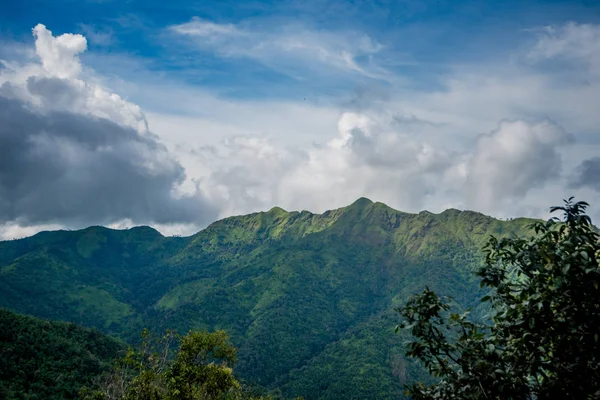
[396,198,600,400]
[81,329,244,400]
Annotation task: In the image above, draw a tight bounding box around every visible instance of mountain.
[0,308,124,399]
[0,199,536,399]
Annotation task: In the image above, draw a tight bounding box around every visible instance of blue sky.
[1,0,600,237]
[4,0,600,100]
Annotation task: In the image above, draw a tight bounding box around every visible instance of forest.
[0,198,598,399]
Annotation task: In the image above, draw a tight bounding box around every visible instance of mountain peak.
[267,206,288,215]
[127,226,163,237]
[347,197,374,209]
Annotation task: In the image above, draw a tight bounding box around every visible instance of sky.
[1,0,600,239]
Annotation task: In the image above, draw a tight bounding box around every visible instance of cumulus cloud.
[0,96,217,226]
[187,111,448,217]
[32,24,87,79]
[277,112,453,212]
[0,24,217,230]
[2,24,148,133]
[197,135,302,216]
[462,119,573,212]
[185,111,575,220]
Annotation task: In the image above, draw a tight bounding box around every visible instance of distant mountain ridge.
[0,198,536,399]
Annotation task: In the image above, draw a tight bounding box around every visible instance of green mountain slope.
[0,308,124,399]
[0,198,535,399]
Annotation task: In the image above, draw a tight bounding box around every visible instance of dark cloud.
[570,157,600,192]
[0,95,217,226]
[26,76,82,109]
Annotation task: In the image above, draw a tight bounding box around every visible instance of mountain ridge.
[0,198,538,399]
[3,197,534,245]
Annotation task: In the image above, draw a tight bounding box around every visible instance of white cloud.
[3,20,600,238]
[142,20,600,225]
[171,18,240,37]
[463,119,573,213]
[169,17,388,80]
[0,222,64,241]
[33,24,87,79]
[172,112,573,222]
[2,24,148,133]
[528,22,600,76]
[276,112,452,212]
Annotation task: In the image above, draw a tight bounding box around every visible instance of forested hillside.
[0,198,535,399]
[0,308,124,399]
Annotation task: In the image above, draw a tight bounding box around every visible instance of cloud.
[180,109,558,220]
[462,119,573,212]
[277,112,453,212]
[32,24,87,79]
[193,112,575,220]
[134,20,600,224]
[2,25,147,133]
[78,24,114,46]
[3,20,600,237]
[570,157,600,192]
[528,22,600,77]
[0,222,64,241]
[197,134,302,216]
[168,17,388,80]
[171,18,240,37]
[0,24,217,229]
[167,110,452,218]
[0,96,216,226]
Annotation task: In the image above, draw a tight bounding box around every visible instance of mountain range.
[0,198,536,399]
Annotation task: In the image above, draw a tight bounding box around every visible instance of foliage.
[396,198,600,399]
[0,308,124,399]
[0,199,534,399]
[81,329,247,400]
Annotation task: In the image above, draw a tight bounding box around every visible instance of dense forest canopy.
[0,309,124,399]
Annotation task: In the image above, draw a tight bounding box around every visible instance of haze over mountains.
[0,198,535,399]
